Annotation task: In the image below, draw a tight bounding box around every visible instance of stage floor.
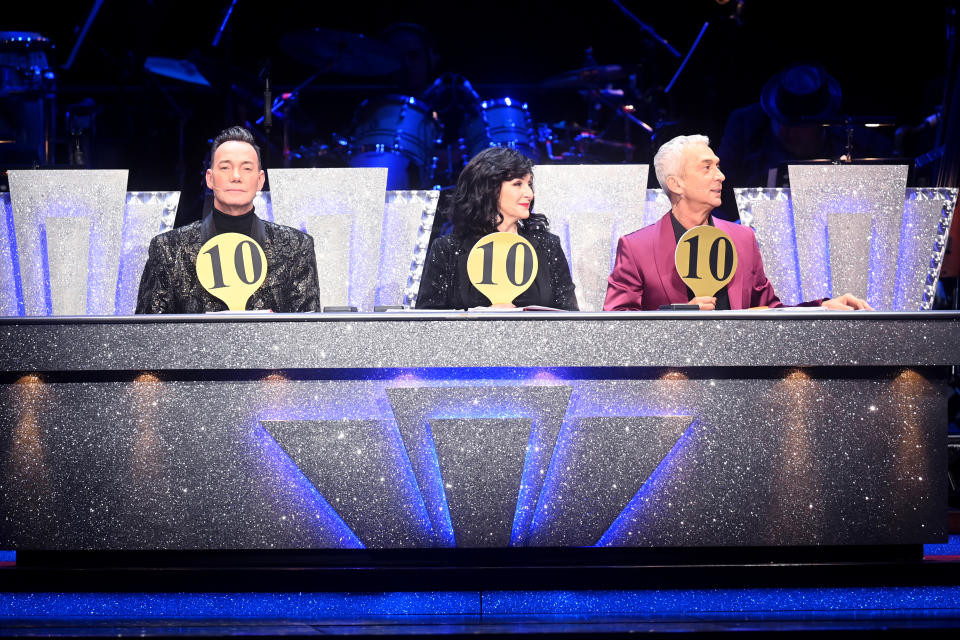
[1,539,959,638]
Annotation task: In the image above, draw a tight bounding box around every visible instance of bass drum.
[459,97,539,164]
[348,95,441,190]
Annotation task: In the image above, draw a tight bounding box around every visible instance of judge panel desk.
[0,311,956,563]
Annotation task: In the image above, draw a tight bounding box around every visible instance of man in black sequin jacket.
[135,127,320,314]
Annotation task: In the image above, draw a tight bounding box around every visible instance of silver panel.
[44,216,90,315]
[898,188,957,310]
[2,313,958,371]
[529,416,695,547]
[736,186,957,310]
[430,418,531,547]
[532,165,649,311]
[827,212,872,302]
[0,340,946,550]
[267,168,389,311]
[380,190,438,307]
[261,419,434,549]
[8,170,128,315]
[735,188,801,305]
[789,165,908,307]
[115,192,179,315]
[0,194,17,316]
[386,385,571,547]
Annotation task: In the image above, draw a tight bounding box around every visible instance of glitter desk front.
[0,312,954,551]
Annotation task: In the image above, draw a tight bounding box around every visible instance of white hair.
[653,134,710,194]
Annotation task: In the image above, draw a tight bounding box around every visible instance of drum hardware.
[539,64,634,89]
[808,115,897,163]
[0,32,56,165]
[458,97,539,164]
[347,94,442,190]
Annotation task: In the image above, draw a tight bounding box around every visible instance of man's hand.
[688,296,717,310]
[821,293,873,311]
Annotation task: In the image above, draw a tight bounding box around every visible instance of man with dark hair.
[135,126,320,313]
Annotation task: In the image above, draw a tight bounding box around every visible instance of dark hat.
[761,64,842,125]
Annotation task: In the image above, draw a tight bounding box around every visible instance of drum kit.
[279,28,661,190]
[0,31,57,166]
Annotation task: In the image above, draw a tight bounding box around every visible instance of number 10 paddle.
[674,226,738,298]
[196,233,269,311]
[466,232,539,305]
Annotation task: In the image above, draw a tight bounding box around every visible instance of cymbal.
[144,57,210,86]
[540,64,632,89]
[280,29,400,76]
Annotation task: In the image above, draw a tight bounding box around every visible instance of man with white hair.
[603,134,870,311]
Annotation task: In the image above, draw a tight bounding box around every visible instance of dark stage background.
[1,1,955,223]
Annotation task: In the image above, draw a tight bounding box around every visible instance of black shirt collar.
[669,210,713,243]
[212,207,256,237]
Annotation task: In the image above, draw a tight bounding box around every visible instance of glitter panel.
[897,188,957,310]
[380,190,438,307]
[734,188,801,305]
[267,168,388,310]
[2,314,958,371]
[386,385,571,548]
[643,189,672,231]
[483,586,960,617]
[430,417,531,547]
[789,165,908,306]
[261,418,434,548]
[114,192,179,314]
[827,212,872,299]
[1,587,960,622]
[0,314,950,550]
[252,191,272,221]
[0,193,19,315]
[529,416,694,547]
[0,591,480,619]
[43,216,89,315]
[531,165,648,311]
[737,187,957,309]
[8,170,128,315]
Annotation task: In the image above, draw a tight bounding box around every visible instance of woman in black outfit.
[415,147,578,310]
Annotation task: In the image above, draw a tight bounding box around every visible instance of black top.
[212,207,256,237]
[416,227,578,310]
[669,211,731,311]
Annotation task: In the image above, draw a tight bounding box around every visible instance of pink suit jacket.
[604,212,785,311]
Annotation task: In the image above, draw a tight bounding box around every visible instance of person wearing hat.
[716,63,889,220]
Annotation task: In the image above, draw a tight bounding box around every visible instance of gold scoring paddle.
[196,232,268,311]
[466,232,539,305]
[674,225,738,298]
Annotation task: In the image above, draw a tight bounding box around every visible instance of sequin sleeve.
[542,232,579,311]
[415,235,459,309]
[135,234,176,314]
[286,232,322,312]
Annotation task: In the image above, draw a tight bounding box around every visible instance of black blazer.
[135,214,321,314]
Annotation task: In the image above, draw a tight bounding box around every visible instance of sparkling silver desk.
[0,312,954,551]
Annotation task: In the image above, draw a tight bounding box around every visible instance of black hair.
[450,147,546,237]
[210,126,262,169]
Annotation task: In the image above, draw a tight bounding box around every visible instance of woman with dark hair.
[416,147,578,310]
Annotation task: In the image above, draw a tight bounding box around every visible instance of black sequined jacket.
[415,227,578,310]
[135,214,321,314]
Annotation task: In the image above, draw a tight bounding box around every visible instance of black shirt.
[212,207,256,238]
[669,211,731,310]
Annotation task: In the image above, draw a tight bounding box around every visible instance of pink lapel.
[653,212,689,305]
